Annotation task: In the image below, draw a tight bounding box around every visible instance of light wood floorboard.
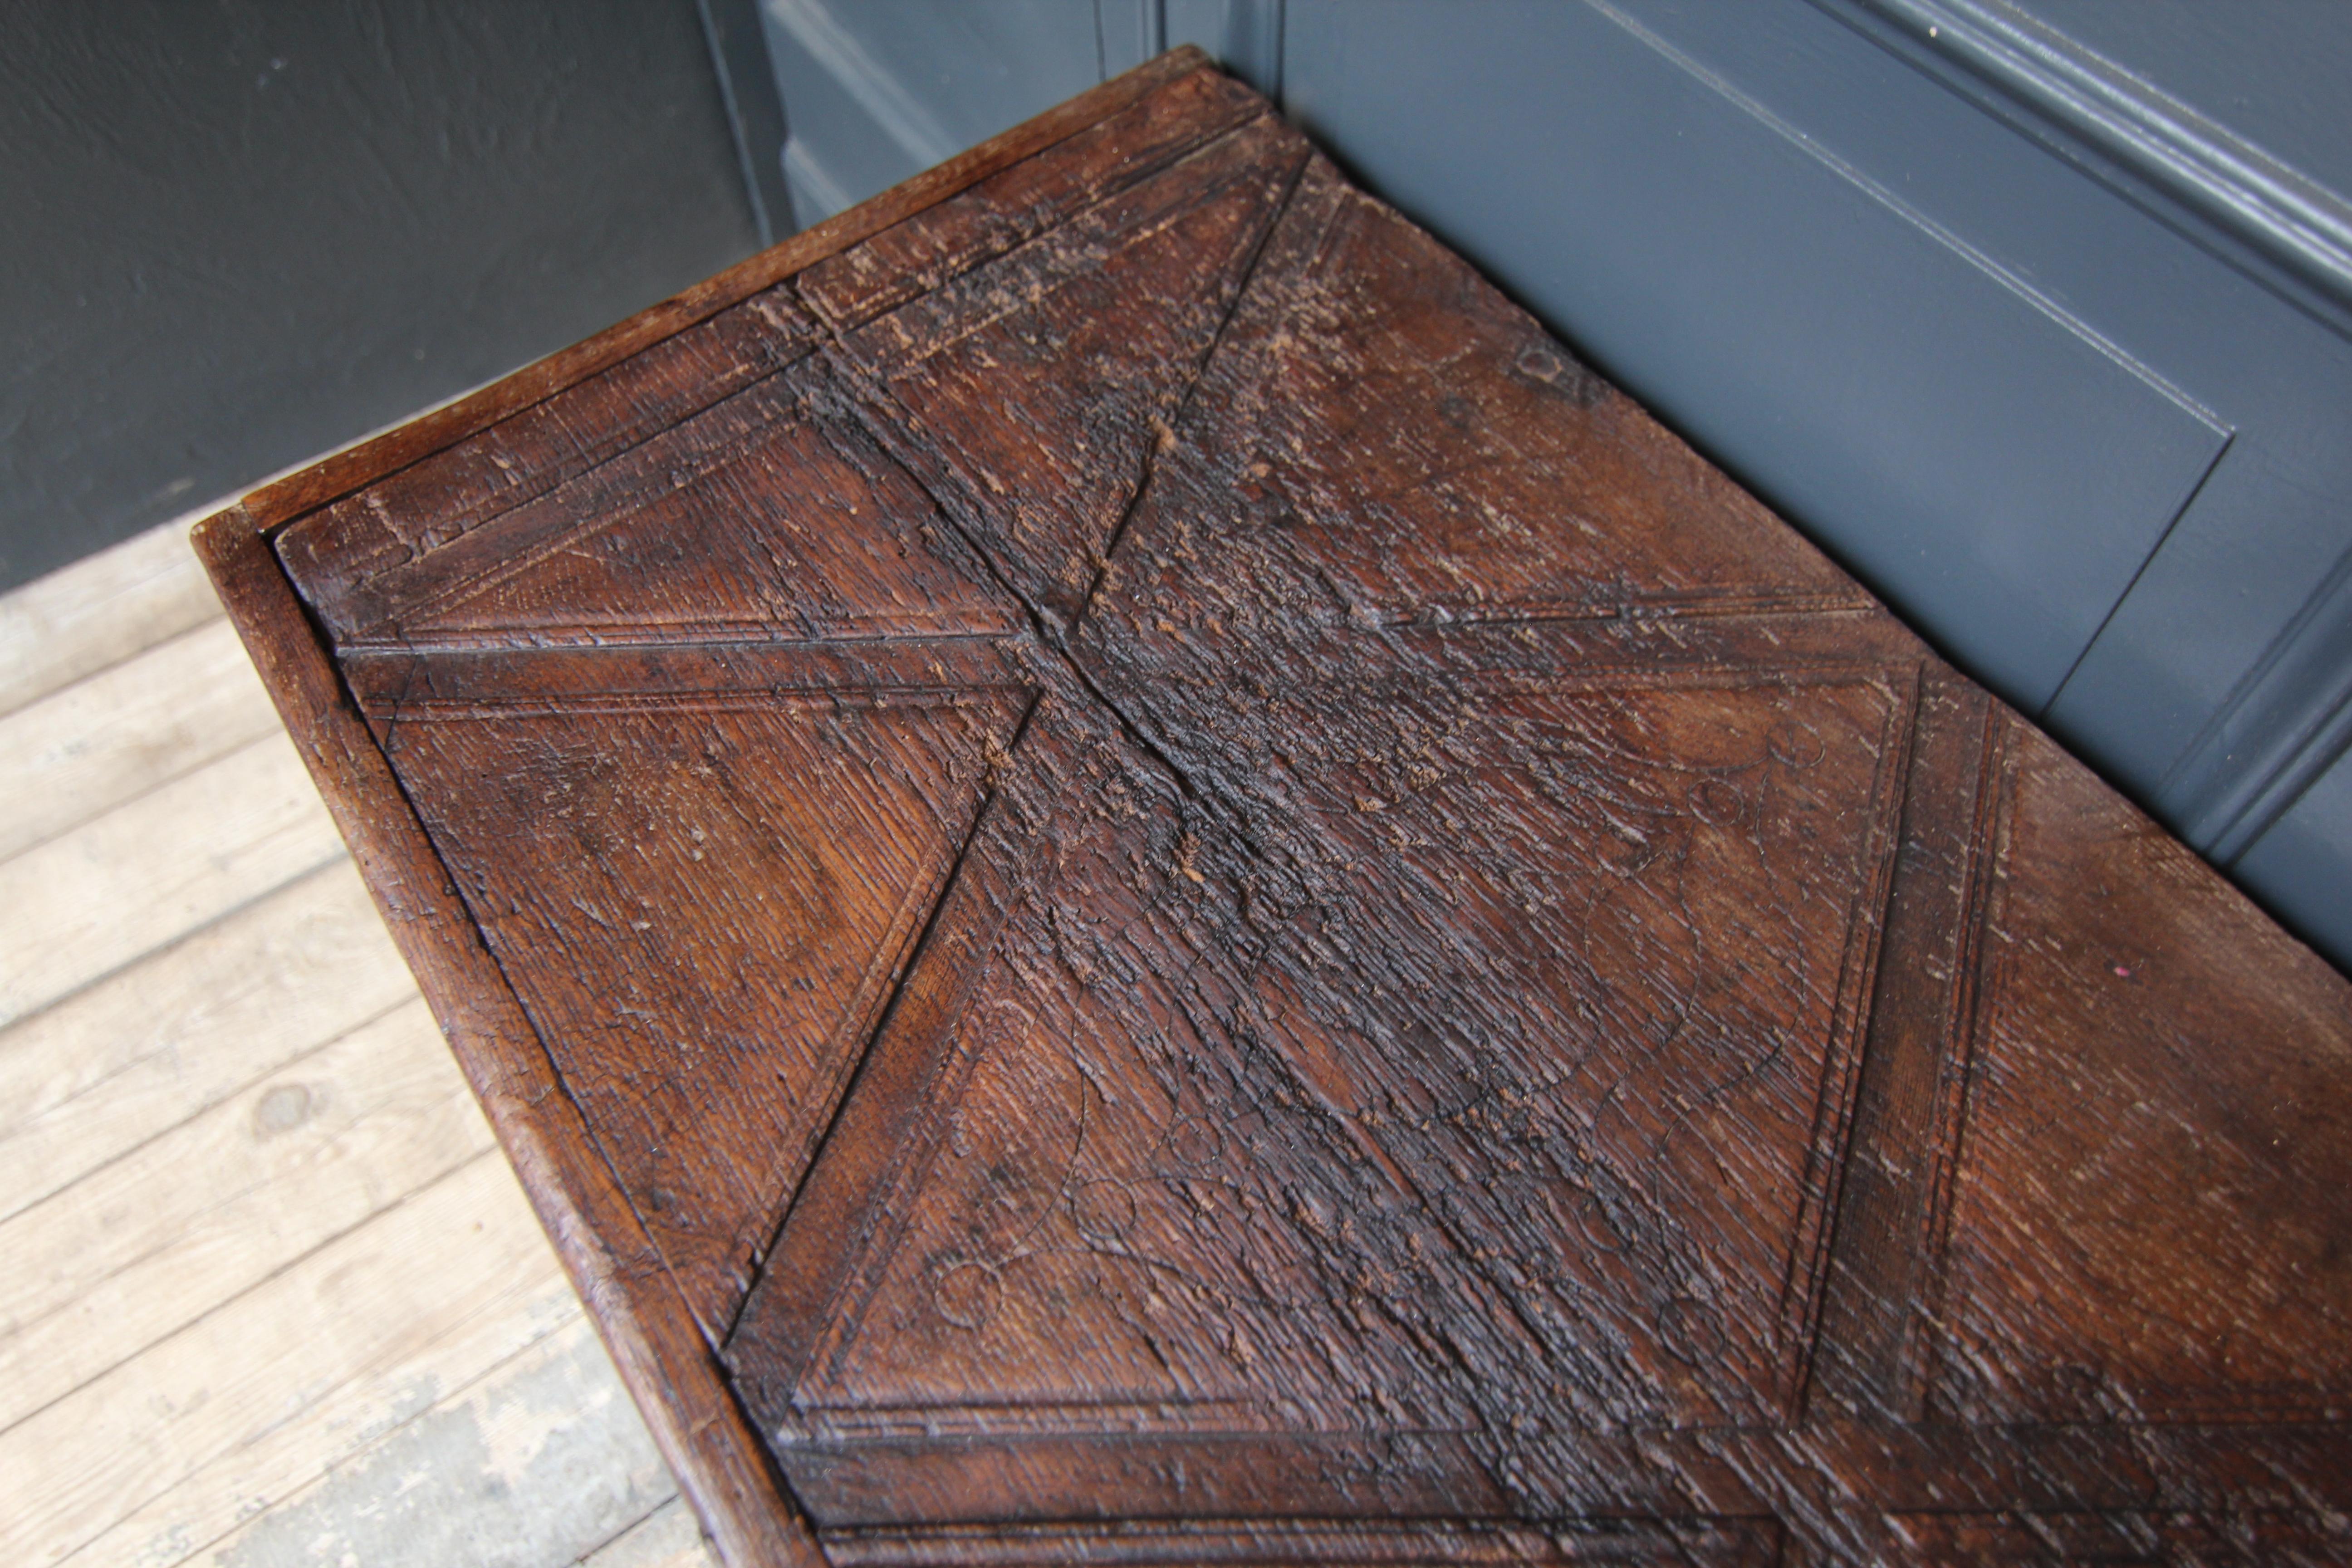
[0,732,351,1029]
[0,862,422,1226]
[0,617,283,863]
[0,520,718,1567]
[0,521,225,719]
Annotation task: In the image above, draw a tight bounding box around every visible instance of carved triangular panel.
[836,112,1308,631]
[356,361,1017,650]
[370,683,1025,1335]
[277,286,824,641]
[1932,727,2352,1426]
[1079,159,1870,644]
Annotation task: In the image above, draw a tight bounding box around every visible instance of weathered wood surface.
[203,47,2352,1567]
[0,527,720,1567]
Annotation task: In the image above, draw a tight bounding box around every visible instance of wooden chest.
[198,48,2352,1567]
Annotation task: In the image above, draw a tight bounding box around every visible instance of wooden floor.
[0,520,721,1568]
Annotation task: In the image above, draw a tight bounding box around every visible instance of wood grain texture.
[0,1152,557,1566]
[0,614,280,860]
[201,49,2352,1567]
[0,999,486,1429]
[0,731,348,1028]
[0,861,415,1222]
[0,518,221,716]
[194,512,819,1568]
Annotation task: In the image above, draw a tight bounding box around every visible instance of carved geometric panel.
[274,285,823,641]
[835,111,1307,632]
[734,666,1910,1500]
[210,46,2352,1567]
[353,359,1019,651]
[372,685,1025,1336]
[1083,157,1871,636]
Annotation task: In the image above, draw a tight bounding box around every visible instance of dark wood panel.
[191,515,820,1568]
[330,357,1018,649]
[203,47,2352,1568]
[1810,666,2001,1422]
[1075,156,1872,638]
[816,1516,1784,1565]
[1929,725,2352,1426]
[276,287,821,637]
[377,690,1026,1335]
[797,66,1267,333]
[1880,1509,2350,1567]
[839,114,1307,632]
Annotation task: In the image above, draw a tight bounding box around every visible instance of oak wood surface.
[200,49,2352,1567]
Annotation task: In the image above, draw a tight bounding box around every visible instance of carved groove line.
[1912,706,2015,1417]
[1069,142,1317,636]
[353,378,805,639]
[720,687,1047,1351]
[1771,663,1922,1417]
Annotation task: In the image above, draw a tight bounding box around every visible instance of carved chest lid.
[204,48,2352,1568]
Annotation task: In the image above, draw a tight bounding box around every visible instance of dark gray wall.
[0,0,762,592]
[757,0,1279,228]
[754,0,2352,971]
